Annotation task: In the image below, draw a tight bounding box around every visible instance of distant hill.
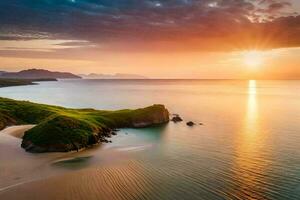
[0,69,81,79]
[79,73,147,79]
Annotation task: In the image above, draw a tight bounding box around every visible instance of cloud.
[0,0,299,54]
[0,39,91,52]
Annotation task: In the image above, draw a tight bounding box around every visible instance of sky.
[0,0,300,79]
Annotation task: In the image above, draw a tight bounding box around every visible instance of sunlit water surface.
[0,80,300,200]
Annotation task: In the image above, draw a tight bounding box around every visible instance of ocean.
[0,79,300,200]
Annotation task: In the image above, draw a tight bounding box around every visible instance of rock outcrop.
[171,114,183,123]
[131,105,170,128]
[186,121,195,127]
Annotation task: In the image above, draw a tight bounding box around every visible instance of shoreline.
[0,125,133,196]
[0,97,169,153]
[0,125,36,139]
[0,78,57,88]
[0,125,102,154]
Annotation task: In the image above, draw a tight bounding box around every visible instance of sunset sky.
[1,0,300,79]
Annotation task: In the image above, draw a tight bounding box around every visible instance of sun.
[243,51,264,68]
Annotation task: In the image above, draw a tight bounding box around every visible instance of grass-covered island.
[0,97,169,153]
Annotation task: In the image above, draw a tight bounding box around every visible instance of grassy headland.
[0,97,169,152]
[0,78,57,88]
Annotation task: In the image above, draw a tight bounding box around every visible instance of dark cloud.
[0,0,299,53]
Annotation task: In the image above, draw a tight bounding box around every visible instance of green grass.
[0,97,169,152]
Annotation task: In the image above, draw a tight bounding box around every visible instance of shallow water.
[0,79,300,199]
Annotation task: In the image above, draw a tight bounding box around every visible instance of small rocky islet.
[171,114,203,127]
[170,114,183,123]
[186,121,195,126]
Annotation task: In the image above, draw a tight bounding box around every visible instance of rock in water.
[186,121,195,126]
[171,114,183,123]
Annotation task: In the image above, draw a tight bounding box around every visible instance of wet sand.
[0,126,133,199]
[0,125,68,190]
[1,125,35,138]
[0,126,84,191]
[0,159,149,200]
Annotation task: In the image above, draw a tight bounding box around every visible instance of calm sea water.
[0,79,300,200]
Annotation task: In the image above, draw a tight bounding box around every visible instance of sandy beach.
[0,158,146,200]
[0,125,78,192]
[0,125,132,199]
[1,125,35,138]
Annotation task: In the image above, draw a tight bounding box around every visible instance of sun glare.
[243,51,264,68]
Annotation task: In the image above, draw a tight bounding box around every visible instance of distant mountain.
[0,71,6,76]
[79,73,147,79]
[0,69,81,79]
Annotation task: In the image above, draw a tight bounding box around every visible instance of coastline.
[0,78,57,88]
[0,125,134,197]
[0,97,169,153]
[0,125,35,138]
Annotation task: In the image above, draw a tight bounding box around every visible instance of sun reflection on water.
[247,80,257,128]
[241,80,259,155]
[230,80,269,198]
